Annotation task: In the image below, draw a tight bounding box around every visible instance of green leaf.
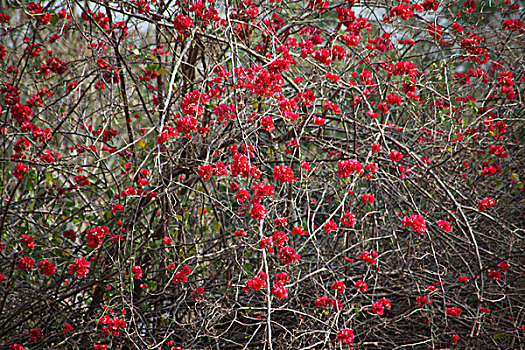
[157,66,167,76]
[493,332,507,340]
[45,172,54,185]
[148,63,160,71]
[437,112,444,123]
[50,14,60,26]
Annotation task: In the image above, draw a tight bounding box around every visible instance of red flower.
[340,211,356,227]
[272,282,289,300]
[17,256,35,271]
[38,259,57,276]
[173,14,194,34]
[497,261,509,272]
[372,297,391,315]
[389,150,403,162]
[191,287,204,300]
[275,217,288,226]
[273,165,297,184]
[480,306,491,314]
[381,298,392,309]
[335,328,355,344]
[275,272,290,284]
[478,197,495,212]
[489,144,508,158]
[378,102,389,114]
[259,115,275,132]
[315,295,343,310]
[279,246,301,264]
[416,295,432,306]
[488,270,501,280]
[359,251,378,265]
[63,229,76,241]
[300,160,310,171]
[291,226,308,236]
[338,159,364,177]
[312,116,326,126]
[361,193,376,204]
[437,220,452,232]
[367,110,379,118]
[20,234,34,249]
[172,269,188,284]
[74,175,90,186]
[27,2,51,24]
[259,237,274,253]
[452,334,460,343]
[427,24,442,41]
[137,178,149,187]
[446,306,463,317]
[157,131,171,144]
[13,163,29,181]
[250,202,267,220]
[63,323,74,333]
[110,203,124,213]
[331,280,346,294]
[98,315,127,337]
[502,19,525,33]
[86,226,109,249]
[68,258,90,278]
[197,164,213,181]
[324,219,337,234]
[234,229,246,237]
[250,182,274,201]
[355,280,368,293]
[401,214,427,234]
[243,272,267,293]
[162,237,172,245]
[272,230,288,247]
[323,100,341,113]
[458,275,469,283]
[30,328,41,341]
[40,150,58,163]
[390,4,414,19]
[9,344,26,350]
[176,115,198,137]
[326,72,341,82]
[234,188,250,201]
[422,156,433,165]
[298,89,316,107]
[131,265,143,279]
[365,163,379,175]
[45,57,67,75]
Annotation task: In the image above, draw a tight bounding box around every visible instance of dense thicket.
[0,0,524,349]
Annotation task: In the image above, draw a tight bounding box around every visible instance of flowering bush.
[0,0,523,349]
